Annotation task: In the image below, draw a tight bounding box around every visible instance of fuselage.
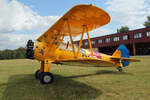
[25,41,118,67]
[54,49,117,67]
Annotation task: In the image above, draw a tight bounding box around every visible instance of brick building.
[74,27,150,55]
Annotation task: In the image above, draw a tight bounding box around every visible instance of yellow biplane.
[26,4,140,84]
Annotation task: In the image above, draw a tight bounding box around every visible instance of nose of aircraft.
[25,40,34,59]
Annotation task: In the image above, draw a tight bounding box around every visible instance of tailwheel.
[117,67,123,72]
[35,69,42,79]
[40,72,54,84]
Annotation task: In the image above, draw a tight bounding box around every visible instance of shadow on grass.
[67,70,133,79]
[96,70,133,75]
[2,74,102,100]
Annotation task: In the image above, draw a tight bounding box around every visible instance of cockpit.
[59,42,87,54]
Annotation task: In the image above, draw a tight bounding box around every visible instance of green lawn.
[0,56,150,100]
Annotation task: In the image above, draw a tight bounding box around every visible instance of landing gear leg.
[117,67,123,72]
[38,60,54,84]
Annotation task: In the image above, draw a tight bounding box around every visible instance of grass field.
[0,56,150,100]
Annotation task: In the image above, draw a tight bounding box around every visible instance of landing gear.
[35,60,54,84]
[35,70,54,84]
[35,69,42,79]
[40,72,54,84]
[117,67,123,72]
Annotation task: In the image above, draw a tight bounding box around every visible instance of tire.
[117,67,123,72]
[35,69,41,79]
[40,72,54,84]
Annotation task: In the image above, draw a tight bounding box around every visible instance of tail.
[112,44,134,67]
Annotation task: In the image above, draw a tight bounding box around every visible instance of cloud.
[0,33,40,50]
[106,0,150,29]
[0,0,59,50]
[90,27,113,37]
[0,0,59,33]
[75,0,150,41]
[74,27,113,41]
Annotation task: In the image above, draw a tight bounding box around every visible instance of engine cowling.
[25,40,34,59]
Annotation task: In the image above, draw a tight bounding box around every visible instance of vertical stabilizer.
[112,44,130,67]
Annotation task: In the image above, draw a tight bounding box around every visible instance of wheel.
[35,69,41,79]
[40,72,54,84]
[117,67,123,72]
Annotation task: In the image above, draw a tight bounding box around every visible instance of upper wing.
[37,4,110,42]
[34,4,111,60]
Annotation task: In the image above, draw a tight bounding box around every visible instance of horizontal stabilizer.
[112,44,140,67]
[111,57,140,62]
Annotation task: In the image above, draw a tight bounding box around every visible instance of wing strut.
[66,19,77,58]
[77,25,85,57]
[86,26,94,56]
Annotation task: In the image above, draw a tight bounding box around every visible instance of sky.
[0,0,150,50]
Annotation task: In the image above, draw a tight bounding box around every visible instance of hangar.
[74,27,150,55]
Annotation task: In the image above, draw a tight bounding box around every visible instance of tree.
[117,26,129,33]
[144,16,150,28]
[0,49,25,60]
[18,46,25,50]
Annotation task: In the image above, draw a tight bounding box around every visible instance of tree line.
[0,48,25,60]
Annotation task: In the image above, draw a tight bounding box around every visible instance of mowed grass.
[0,56,150,100]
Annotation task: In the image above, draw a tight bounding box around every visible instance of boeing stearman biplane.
[26,4,140,84]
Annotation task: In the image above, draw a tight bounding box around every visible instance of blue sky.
[0,0,150,50]
[18,0,107,16]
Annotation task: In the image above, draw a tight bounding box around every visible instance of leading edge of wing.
[37,4,111,41]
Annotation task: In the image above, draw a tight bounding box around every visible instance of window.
[105,38,110,43]
[113,37,120,42]
[123,35,129,40]
[85,42,88,46]
[134,33,142,39]
[98,40,102,44]
[146,31,150,37]
[91,40,95,45]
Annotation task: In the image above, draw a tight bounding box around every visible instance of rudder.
[112,44,130,67]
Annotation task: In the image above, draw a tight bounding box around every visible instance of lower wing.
[54,58,116,67]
